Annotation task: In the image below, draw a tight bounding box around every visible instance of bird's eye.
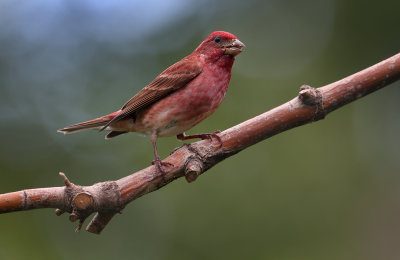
[214,36,221,43]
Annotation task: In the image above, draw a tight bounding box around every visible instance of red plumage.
[58,31,244,172]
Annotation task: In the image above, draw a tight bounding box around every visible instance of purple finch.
[58,31,244,172]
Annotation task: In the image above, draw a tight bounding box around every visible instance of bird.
[58,31,245,172]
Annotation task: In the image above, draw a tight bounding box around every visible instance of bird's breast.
[135,64,232,137]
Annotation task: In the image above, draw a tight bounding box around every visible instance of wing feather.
[100,58,202,131]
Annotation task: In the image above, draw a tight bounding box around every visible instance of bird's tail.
[57,110,121,134]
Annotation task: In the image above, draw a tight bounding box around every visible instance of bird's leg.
[150,133,173,174]
[177,131,222,148]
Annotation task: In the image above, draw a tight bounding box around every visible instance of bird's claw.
[152,158,174,174]
[200,131,223,149]
[177,131,223,149]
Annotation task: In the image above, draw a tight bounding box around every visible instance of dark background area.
[0,0,399,259]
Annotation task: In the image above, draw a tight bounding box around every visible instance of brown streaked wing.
[100,59,202,131]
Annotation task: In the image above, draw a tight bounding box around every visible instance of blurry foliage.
[0,0,399,259]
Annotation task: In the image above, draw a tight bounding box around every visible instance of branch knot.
[299,85,326,121]
[57,172,123,232]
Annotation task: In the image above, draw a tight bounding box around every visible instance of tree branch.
[1,53,399,234]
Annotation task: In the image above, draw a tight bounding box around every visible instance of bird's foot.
[152,158,174,174]
[199,131,223,148]
[177,131,222,148]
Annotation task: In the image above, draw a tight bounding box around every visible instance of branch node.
[184,157,203,183]
[299,85,326,121]
[299,85,317,105]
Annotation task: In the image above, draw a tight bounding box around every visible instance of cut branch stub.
[86,212,117,234]
[69,212,79,222]
[73,192,94,211]
[57,172,123,233]
[184,157,203,183]
[58,172,95,231]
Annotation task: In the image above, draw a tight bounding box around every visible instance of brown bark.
[1,53,399,234]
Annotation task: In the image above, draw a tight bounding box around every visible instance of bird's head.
[195,31,245,58]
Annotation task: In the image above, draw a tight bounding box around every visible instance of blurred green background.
[0,0,399,259]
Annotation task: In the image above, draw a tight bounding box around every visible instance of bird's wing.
[100,58,202,131]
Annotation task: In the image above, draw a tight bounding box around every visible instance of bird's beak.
[224,39,245,56]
